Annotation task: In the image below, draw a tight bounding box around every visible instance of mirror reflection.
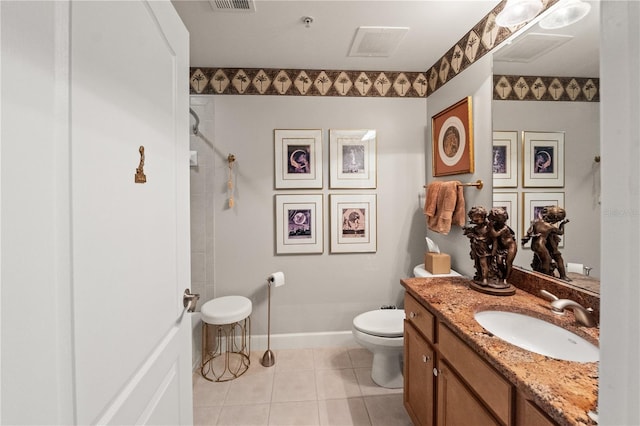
[491,1,600,294]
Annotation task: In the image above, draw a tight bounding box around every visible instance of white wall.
[190,94,428,343]
[599,1,640,424]
[493,101,601,277]
[424,55,494,278]
[1,2,75,423]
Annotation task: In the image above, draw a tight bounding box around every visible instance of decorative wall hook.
[135,146,147,183]
[227,154,236,208]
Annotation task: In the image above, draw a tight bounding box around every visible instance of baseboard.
[190,313,356,371]
[250,331,356,351]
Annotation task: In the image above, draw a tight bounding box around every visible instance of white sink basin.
[474,310,599,363]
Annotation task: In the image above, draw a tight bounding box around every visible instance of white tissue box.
[425,252,451,275]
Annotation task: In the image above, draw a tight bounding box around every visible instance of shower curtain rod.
[189,108,200,135]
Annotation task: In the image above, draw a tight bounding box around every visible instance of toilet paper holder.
[261,272,285,367]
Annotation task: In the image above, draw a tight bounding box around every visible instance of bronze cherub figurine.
[521,206,570,280]
[463,206,517,294]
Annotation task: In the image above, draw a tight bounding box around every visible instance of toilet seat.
[353,309,405,337]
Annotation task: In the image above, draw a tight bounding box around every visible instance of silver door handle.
[183,288,200,313]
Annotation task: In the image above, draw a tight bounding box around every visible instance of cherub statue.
[463,206,516,290]
[487,207,517,285]
[521,206,570,279]
[463,206,492,285]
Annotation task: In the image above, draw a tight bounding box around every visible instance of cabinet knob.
[422,355,431,363]
[433,367,440,377]
[409,311,417,319]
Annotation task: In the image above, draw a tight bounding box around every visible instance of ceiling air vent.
[494,33,573,63]
[348,26,409,58]
[208,0,256,12]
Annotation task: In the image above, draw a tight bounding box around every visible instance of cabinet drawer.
[404,293,435,343]
[438,323,512,425]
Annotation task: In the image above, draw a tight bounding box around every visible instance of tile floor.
[193,346,413,426]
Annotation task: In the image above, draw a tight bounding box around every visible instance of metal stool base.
[201,317,251,382]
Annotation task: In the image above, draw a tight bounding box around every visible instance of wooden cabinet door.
[436,360,501,426]
[516,392,557,426]
[404,321,435,426]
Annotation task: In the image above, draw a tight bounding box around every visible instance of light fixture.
[495,0,544,27]
[539,0,591,29]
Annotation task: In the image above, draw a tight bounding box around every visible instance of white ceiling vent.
[494,33,573,63]
[348,26,409,58]
[208,0,256,13]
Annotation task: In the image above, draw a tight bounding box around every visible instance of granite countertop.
[401,276,599,426]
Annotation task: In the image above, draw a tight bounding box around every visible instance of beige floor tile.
[272,370,318,402]
[193,406,221,426]
[318,398,372,426]
[274,348,315,372]
[316,368,362,400]
[193,347,410,426]
[313,347,353,370]
[193,374,230,407]
[354,368,403,396]
[224,371,274,406]
[248,358,278,378]
[268,401,320,426]
[246,351,279,376]
[348,347,373,368]
[215,403,270,426]
[201,352,250,381]
[363,394,413,426]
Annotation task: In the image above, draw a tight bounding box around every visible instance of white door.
[70,1,192,424]
[1,1,191,423]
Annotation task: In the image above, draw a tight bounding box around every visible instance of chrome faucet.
[540,290,597,327]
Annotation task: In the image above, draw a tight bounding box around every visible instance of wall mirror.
[491,1,600,295]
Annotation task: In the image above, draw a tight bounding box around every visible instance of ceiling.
[171,0,599,77]
[171,0,501,71]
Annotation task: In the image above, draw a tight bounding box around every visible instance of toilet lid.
[353,309,405,337]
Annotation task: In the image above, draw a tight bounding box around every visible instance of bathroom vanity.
[401,276,598,426]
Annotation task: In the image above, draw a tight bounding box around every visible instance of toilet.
[413,263,462,278]
[352,308,405,388]
[353,264,461,389]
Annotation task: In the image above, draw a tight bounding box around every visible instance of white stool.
[201,296,252,382]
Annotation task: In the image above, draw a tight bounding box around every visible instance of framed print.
[492,192,519,241]
[329,129,377,189]
[432,96,474,177]
[275,194,323,254]
[492,131,518,188]
[523,131,565,187]
[274,129,323,189]
[330,194,377,253]
[522,192,565,247]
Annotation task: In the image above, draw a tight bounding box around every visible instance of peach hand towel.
[424,181,466,235]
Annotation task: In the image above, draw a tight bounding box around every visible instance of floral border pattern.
[493,75,599,102]
[190,68,428,98]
